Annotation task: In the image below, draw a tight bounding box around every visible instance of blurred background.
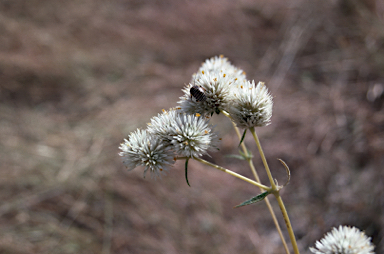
[0,0,383,253]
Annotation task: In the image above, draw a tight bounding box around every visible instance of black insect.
[190,85,207,102]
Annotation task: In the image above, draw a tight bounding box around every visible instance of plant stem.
[250,127,300,254]
[230,119,290,254]
[249,127,277,190]
[193,157,270,191]
[274,193,300,254]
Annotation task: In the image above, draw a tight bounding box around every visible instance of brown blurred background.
[0,0,383,253]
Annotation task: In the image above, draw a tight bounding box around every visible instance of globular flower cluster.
[119,108,219,178]
[179,55,248,116]
[179,71,235,116]
[195,55,247,82]
[119,129,175,178]
[147,108,219,158]
[228,80,273,128]
[120,55,274,178]
[309,226,375,254]
[178,55,273,128]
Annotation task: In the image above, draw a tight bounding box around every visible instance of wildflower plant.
[119,55,375,254]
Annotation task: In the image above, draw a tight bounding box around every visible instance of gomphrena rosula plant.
[119,55,375,254]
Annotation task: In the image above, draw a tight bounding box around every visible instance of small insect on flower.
[190,85,207,102]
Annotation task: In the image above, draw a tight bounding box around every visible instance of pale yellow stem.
[222,111,289,253]
[230,122,290,254]
[226,116,289,254]
[250,127,300,254]
[193,157,270,191]
[274,193,300,254]
[249,127,277,190]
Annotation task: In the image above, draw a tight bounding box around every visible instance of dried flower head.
[228,80,273,129]
[147,108,180,141]
[178,71,236,116]
[309,225,375,254]
[147,108,220,158]
[170,112,219,158]
[196,55,247,82]
[119,129,175,178]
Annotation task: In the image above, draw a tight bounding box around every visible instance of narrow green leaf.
[239,149,253,160]
[238,129,247,147]
[225,154,246,160]
[185,158,191,187]
[234,191,269,208]
[226,148,253,161]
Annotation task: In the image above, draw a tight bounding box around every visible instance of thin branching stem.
[250,127,300,254]
[274,193,300,254]
[233,124,290,254]
[249,127,277,190]
[192,157,270,191]
[221,110,290,254]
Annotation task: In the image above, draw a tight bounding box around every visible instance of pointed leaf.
[239,149,253,160]
[226,148,253,161]
[225,154,247,160]
[234,191,269,208]
[185,158,191,187]
[238,129,247,147]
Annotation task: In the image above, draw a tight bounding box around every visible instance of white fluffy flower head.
[309,226,375,254]
[119,129,175,178]
[178,71,237,116]
[147,108,179,141]
[147,108,220,158]
[170,112,219,158]
[228,80,273,129]
[197,55,246,82]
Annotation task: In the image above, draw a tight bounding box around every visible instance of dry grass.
[0,0,383,253]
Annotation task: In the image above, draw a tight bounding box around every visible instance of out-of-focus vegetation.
[0,0,383,253]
